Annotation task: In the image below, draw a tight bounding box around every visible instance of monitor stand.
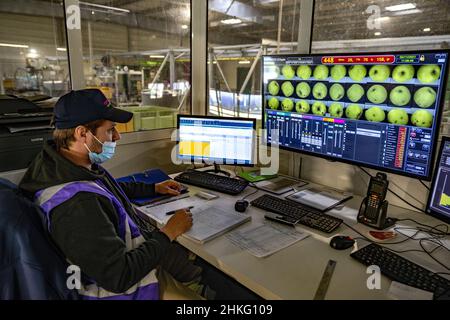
[202,163,231,177]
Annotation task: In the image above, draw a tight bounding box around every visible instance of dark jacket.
[0,180,78,299]
[18,140,172,293]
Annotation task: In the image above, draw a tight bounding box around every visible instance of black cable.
[242,184,259,200]
[420,179,430,190]
[358,166,427,213]
[396,218,450,236]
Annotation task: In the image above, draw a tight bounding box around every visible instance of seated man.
[19,89,199,300]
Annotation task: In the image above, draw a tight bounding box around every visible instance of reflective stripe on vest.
[35,180,159,300]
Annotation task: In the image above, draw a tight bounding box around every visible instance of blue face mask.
[84,132,116,164]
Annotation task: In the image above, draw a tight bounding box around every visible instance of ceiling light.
[0,43,29,48]
[29,48,37,54]
[181,25,188,30]
[79,1,130,13]
[385,3,416,11]
[221,18,242,25]
[57,47,67,51]
[239,60,251,64]
[423,27,431,32]
[391,8,422,15]
[150,55,165,58]
[374,32,381,36]
[376,17,390,22]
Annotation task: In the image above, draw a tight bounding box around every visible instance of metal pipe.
[213,54,233,94]
[169,50,175,87]
[148,52,170,92]
[176,85,191,111]
[237,48,263,116]
[238,48,263,96]
[88,21,94,74]
[276,0,284,54]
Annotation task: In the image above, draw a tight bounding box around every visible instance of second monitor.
[177,115,256,175]
[262,50,449,181]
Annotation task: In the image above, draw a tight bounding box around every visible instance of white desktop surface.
[138,170,450,300]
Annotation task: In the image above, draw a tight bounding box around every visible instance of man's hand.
[161,209,193,241]
[156,180,181,196]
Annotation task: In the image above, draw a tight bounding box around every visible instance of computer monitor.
[177,115,256,172]
[426,136,450,224]
[262,50,449,181]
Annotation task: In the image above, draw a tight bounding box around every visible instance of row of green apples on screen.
[269,80,437,108]
[280,64,441,84]
[267,98,433,128]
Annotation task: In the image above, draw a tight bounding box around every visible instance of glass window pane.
[80,0,191,133]
[208,0,302,121]
[312,0,450,53]
[0,0,70,98]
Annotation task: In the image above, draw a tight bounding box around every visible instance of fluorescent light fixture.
[0,43,29,48]
[385,3,416,11]
[79,1,130,13]
[391,8,422,15]
[423,27,431,32]
[374,32,381,36]
[376,17,390,22]
[29,48,37,54]
[57,47,67,51]
[149,55,165,58]
[238,60,251,64]
[221,18,242,25]
[181,24,188,30]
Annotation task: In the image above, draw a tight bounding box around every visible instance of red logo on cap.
[104,99,111,107]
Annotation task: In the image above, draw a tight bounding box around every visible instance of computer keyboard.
[250,194,343,233]
[351,243,450,299]
[174,170,248,195]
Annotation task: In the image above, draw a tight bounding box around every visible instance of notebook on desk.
[137,198,251,244]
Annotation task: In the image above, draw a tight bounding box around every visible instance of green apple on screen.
[365,106,386,122]
[392,65,415,83]
[414,86,436,108]
[348,65,367,81]
[345,104,363,120]
[390,85,411,106]
[295,100,310,113]
[387,109,409,125]
[369,65,390,82]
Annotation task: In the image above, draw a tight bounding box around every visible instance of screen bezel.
[176,114,257,167]
[261,49,450,181]
[426,135,450,224]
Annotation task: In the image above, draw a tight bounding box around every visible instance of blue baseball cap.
[53,89,133,129]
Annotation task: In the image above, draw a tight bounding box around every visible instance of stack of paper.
[227,222,309,258]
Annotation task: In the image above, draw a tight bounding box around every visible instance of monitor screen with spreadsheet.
[427,136,450,223]
[262,50,449,180]
[177,115,256,166]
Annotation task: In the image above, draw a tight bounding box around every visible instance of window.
[0,0,69,98]
[312,0,450,52]
[207,0,303,120]
[80,0,191,133]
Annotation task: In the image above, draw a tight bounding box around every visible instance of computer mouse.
[235,200,249,213]
[330,235,355,250]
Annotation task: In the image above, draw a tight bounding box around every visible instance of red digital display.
[321,55,395,64]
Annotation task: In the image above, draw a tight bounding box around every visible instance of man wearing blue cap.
[19,89,201,300]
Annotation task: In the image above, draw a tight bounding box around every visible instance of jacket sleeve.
[117,181,156,199]
[49,193,171,293]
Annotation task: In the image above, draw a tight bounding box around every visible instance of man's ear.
[74,126,88,141]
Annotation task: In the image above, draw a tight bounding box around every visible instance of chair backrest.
[0,179,79,300]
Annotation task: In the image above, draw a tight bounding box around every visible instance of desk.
[138,171,450,300]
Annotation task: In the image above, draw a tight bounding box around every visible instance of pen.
[166,206,194,215]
